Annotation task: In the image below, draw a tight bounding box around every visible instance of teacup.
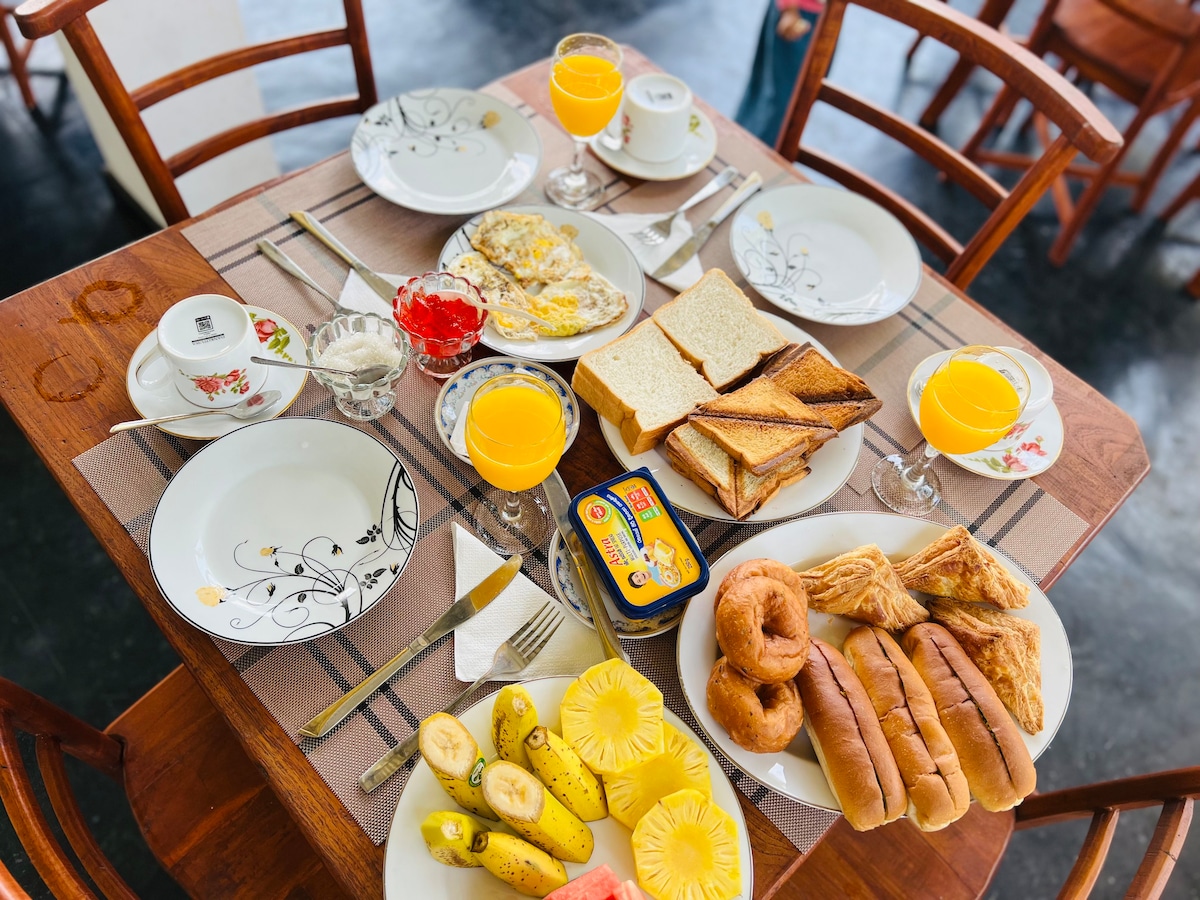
[615,73,693,163]
[997,346,1053,429]
[135,294,267,408]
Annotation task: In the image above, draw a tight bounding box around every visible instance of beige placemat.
[72,82,1087,854]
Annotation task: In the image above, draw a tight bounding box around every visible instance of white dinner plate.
[351,89,541,215]
[438,205,645,363]
[149,418,419,645]
[589,106,718,182]
[125,306,307,440]
[731,184,922,326]
[675,512,1072,809]
[383,675,753,900]
[597,312,862,523]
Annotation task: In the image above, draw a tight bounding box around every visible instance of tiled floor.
[2,0,1199,897]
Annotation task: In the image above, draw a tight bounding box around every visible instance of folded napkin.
[336,269,401,317]
[584,210,704,293]
[452,523,606,681]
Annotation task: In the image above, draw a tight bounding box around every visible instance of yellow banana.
[471,831,568,898]
[492,684,539,769]
[525,725,608,821]
[419,810,485,867]
[419,713,496,820]
[481,760,595,863]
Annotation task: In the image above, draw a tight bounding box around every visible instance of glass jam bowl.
[394,272,487,379]
[310,312,410,420]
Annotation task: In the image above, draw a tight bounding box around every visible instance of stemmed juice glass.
[466,373,567,554]
[872,346,1029,516]
[545,33,624,210]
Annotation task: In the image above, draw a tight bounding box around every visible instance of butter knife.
[298,554,523,738]
[290,210,398,304]
[542,471,628,663]
[650,171,763,280]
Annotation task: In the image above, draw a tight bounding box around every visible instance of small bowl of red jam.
[394,272,487,379]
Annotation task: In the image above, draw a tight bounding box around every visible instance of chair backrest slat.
[1127,798,1194,900]
[1058,808,1119,900]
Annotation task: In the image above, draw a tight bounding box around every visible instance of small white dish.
[598,312,862,523]
[549,529,682,639]
[149,418,419,646]
[438,205,645,363]
[907,349,1064,481]
[383,675,753,900]
[351,88,541,215]
[125,306,306,440]
[435,357,579,463]
[731,184,922,326]
[589,105,717,182]
[675,512,1071,809]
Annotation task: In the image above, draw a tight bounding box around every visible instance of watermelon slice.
[545,864,621,900]
[610,881,647,900]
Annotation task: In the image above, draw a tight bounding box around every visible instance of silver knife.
[290,210,398,304]
[651,171,763,280]
[298,554,523,738]
[542,471,629,663]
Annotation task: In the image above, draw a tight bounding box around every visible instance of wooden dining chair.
[1,3,37,109]
[0,665,350,899]
[954,0,1200,266]
[780,766,1200,898]
[775,0,1122,290]
[11,0,376,225]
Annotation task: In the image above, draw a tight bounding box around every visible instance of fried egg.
[469,210,583,286]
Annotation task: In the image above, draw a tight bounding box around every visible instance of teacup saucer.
[125,306,307,440]
[907,351,1064,481]
[589,105,717,182]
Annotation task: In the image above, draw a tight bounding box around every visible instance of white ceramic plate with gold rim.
[383,675,753,900]
[675,511,1071,809]
[597,312,863,523]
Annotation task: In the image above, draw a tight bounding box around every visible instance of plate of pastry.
[438,206,645,363]
[675,511,1070,827]
[574,269,878,523]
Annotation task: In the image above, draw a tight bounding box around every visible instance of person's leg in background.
[735,1,824,147]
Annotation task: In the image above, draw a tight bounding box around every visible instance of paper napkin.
[452,523,606,681]
[584,210,704,293]
[336,269,401,317]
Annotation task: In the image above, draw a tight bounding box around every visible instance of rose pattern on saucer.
[250,312,294,362]
[186,368,250,400]
[969,422,1050,475]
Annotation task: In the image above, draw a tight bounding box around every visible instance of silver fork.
[358,602,563,792]
[631,165,738,246]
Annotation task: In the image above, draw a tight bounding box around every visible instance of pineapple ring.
[714,558,808,613]
[715,574,810,683]
[706,657,804,753]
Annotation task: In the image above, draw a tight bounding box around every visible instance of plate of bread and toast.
[676,512,1069,832]
[570,269,882,522]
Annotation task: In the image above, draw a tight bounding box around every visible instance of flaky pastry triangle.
[798,544,928,631]
[895,526,1030,610]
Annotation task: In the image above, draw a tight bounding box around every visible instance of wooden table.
[0,51,1148,899]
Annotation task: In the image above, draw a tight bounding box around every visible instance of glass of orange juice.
[466,373,567,553]
[545,33,624,210]
[872,346,1029,516]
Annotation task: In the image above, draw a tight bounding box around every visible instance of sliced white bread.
[652,269,787,391]
[572,320,718,455]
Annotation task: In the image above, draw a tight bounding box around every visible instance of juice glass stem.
[871,440,944,516]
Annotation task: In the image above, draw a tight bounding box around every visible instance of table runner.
[72,81,1087,853]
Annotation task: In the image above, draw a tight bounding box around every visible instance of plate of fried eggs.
[439,205,645,362]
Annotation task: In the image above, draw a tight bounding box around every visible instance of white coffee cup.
[135,294,267,408]
[998,346,1053,428]
[614,73,693,164]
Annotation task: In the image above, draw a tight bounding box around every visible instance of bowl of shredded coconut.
[310,312,410,420]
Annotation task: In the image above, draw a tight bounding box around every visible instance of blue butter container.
[568,467,710,620]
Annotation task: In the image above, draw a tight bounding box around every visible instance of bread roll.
[842,626,970,831]
[901,623,1036,812]
[796,639,906,831]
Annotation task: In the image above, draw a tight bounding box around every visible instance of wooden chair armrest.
[13,0,105,39]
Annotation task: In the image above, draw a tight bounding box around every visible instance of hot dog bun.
[796,639,906,831]
[900,623,1036,812]
[842,626,971,831]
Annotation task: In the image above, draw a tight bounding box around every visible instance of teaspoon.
[110,390,283,433]
[250,355,394,385]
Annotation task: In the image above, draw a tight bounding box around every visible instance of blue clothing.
[735,4,820,148]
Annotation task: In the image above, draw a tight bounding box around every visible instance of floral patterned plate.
[149,417,420,645]
[351,88,541,215]
[906,350,1064,481]
[435,357,579,463]
[125,306,306,441]
[730,184,922,325]
[588,105,717,182]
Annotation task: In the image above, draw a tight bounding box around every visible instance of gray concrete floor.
[2,0,1199,897]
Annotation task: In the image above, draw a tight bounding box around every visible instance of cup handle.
[135,345,171,390]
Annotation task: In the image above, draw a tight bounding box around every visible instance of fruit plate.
[675,511,1071,809]
[383,675,754,899]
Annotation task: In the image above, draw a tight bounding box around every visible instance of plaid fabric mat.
[72,81,1087,853]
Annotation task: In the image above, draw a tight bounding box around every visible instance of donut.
[715,558,808,614]
[715,575,810,683]
[706,656,804,753]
